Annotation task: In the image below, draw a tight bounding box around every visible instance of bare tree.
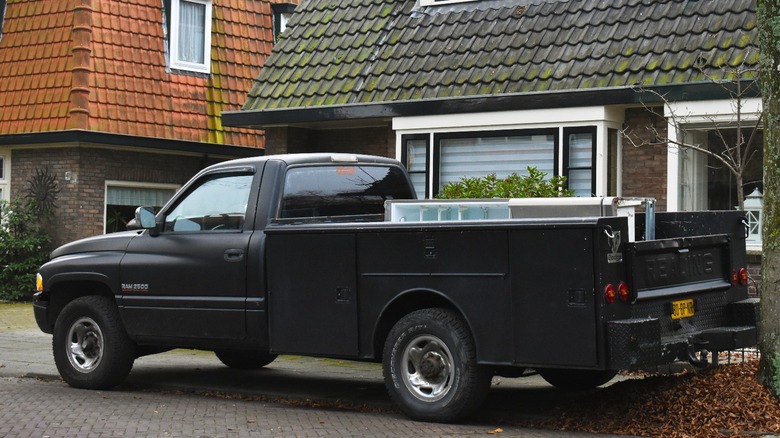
[622,63,762,210]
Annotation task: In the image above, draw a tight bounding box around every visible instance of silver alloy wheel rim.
[66,317,104,373]
[401,334,454,402]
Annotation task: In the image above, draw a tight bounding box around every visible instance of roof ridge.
[68,0,93,130]
[352,3,405,104]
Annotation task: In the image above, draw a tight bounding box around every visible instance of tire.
[537,368,618,391]
[214,350,277,370]
[383,308,492,423]
[53,296,136,389]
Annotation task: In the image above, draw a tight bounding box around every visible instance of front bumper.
[607,298,759,370]
[32,291,53,334]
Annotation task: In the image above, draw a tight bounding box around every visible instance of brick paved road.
[0,377,615,437]
[0,326,631,437]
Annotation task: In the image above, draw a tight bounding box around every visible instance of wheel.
[53,296,136,389]
[383,308,492,423]
[537,368,618,391]
[214,350,277,369]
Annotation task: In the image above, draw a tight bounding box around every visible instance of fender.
[40,252,124,295]
[372,288,476,358]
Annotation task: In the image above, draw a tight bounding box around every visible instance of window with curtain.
[170,0,212,73]
[434,130,556,195]
[105,185,178,234]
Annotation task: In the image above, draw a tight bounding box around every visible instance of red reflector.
[739,268,748,286]
[604,284,616,304]
[731,270,738,286]
[618,282,630,302]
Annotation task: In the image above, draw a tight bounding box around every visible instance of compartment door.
[266,232,358,357]
[511,228,599,367]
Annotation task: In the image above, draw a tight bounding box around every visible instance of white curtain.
[107,186,176,207]
[178,1,206,63]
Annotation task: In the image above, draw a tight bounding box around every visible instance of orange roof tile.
[0,0,295,148]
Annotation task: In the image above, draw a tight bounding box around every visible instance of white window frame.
[665,98,762,212]
[104,181,180,233]
[0,149,9,202]
[170,0,212,74]
[393,106,624,199]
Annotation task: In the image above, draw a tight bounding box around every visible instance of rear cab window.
[278,164,414,222]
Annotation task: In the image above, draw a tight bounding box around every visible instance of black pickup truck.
[33,153,759,422]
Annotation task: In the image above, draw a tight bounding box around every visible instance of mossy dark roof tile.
[242,0,757,111]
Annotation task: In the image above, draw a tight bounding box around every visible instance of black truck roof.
[205,153,404,171]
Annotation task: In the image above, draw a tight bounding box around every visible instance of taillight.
[618,282,630,302]
[604,284,616,304]
[738,268,748,286]
[732,268,749,286]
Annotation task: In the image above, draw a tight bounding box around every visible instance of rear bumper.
[607,298,759,370]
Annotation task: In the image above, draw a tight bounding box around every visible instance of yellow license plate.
[671,299,695,320]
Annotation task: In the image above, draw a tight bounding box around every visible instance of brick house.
[0,0,297,246]
[223,0,761,219]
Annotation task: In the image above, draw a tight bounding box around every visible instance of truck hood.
[50,230,141,259]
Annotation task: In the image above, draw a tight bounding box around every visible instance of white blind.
[107,186,176,207]
[567,132,593,196]
[406,139,427,198]
[439,134,555,189]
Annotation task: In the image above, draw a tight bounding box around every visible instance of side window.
[401,134,428,199]
[563,127,596,197]
[279,165,414,219]
[164,173,253,232]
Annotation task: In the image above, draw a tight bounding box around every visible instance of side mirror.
[133,207,160,235]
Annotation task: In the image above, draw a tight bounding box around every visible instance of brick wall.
[746,252,761,297]
[621,107,669,212]
[11,146,221,247]
[265,125,394,158]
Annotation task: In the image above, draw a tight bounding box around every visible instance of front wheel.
[53,296,136,389]
[383,308,491,423]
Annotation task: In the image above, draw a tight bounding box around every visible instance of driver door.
[119,170,258,342]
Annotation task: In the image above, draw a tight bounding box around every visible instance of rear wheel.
[537,368,617,391]
[53,296,135,389]
[215,350,277,370]
[383,308,491,423]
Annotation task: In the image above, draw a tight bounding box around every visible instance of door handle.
[224,249,245,262]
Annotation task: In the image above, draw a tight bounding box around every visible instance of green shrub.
[0,198,52,302]
[437,167,575,199]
